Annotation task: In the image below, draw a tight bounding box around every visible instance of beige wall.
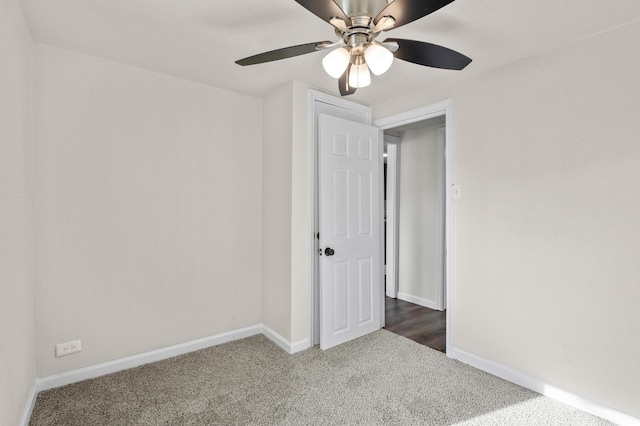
[262,81,310,343]
[33,45,263,376]
[0,0,36,424]
[289,82,310,342]
[262,84,293,339]
[374,21,640,416]
[397,122,444,303]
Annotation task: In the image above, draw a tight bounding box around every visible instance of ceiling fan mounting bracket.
[349,16,373,28]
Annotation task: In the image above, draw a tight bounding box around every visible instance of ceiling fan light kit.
[236,0,472,96]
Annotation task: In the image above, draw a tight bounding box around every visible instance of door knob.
[324,247,335,256]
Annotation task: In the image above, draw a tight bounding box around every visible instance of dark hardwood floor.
[384,297,446,353]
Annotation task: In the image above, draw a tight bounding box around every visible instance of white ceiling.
[18,0,640,105]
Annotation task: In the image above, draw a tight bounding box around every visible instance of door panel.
[319,114,382,350]
[357,257,373,324]
[332,260,349,332]
[357,172,373,236]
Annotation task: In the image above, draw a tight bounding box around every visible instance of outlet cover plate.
[56,339,82,357]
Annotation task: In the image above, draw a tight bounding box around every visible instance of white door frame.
[384,126,445,309]
[384,135,400,299]
[374,99,456,355]
[307,90,373,347]
[435,126,447,311]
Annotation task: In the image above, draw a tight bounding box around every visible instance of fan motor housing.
[337,0,390,20]
[346,32,371,52]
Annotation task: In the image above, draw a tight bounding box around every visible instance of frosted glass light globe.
[364,44,393,75]
[348,62,371,88]
[322,48,351,79]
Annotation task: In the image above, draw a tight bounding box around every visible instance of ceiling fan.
[235,0,472,96]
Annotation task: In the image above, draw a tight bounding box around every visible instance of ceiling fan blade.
[385,38,472,70]
[338,65,357,96]
[374,0,455,30]
[236,41,331,66]
[295,0,350,26]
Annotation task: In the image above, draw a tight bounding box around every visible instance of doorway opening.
[309,94,455,354]
[374,100,455,354]
[381,115,447,352]
[381,116,447,352]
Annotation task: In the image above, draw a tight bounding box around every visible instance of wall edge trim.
[35,324,263,392]
[397,292,440,311]
[24,331,638,425]
[261,325,311,354]
[19,381,38,426]
[32,324,312,396]
[449,347,640,426]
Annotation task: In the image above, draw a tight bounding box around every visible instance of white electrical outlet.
[55,339,82,357]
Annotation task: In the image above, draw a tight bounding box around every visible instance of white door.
[318,114,383,350]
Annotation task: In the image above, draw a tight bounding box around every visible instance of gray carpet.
[30,330,612,425]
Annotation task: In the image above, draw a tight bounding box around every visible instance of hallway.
[384,297,446,352]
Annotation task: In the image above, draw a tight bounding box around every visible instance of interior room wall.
[262,81,310,345]
[262,83,294,340]
[289,81,311,343]
[0,0,36,424]
[395,122,444,306]
[373,21,640,416]
[32,45,263,377]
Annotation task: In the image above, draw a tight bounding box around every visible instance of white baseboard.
[19,382,38,426]
[397,292,441,311]
[22,329,639,426]
[36,324,263,392]
[261,325,310,354]
[34,323,310,397]
[450,347,640,426]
